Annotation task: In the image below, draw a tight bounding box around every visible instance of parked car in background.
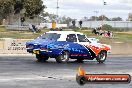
[26,31,111,63]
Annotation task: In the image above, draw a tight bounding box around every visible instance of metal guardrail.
[5,25,29,30]
[4,21,132,30]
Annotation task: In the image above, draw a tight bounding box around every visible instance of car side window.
[77,34,90,42]
[66,34,77,42]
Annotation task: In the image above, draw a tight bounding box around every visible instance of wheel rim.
[99,52,106,61]
[61,52,69,62]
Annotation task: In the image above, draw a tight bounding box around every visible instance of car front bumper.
[27,49,33,53]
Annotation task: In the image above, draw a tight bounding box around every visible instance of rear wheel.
[55,51,69,63]
[96,51,107,63]
[36,54,49,62]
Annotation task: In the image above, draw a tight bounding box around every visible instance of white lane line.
[0,76,48,82]
[0,54,35,56]
[0,75,75,82]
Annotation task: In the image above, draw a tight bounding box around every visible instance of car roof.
[44,31,85,41]
[46,31,84,35]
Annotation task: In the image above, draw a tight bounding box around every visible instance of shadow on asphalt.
[33,59,107,68]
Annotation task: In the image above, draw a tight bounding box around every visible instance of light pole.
[56,0,59,23]
[103,0,107,5]
[94,11,99,21]
[102,0,106,25]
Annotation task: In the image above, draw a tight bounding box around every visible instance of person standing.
[107,31,111,37]
[2,19,6,25]
[72,20,76,27]
[79,20,83,28]
[20,17,25,26]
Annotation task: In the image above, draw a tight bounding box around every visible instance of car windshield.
[77,34,90,42]
[39,33,61,40]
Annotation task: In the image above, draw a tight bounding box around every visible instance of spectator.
[99,29,104,35]
[36,25,41,32]
[29,24,37,33]
[79,20,83,28]
[60,28,63,31]
[92,28,99,35]
[2,19,6,25]
[20,17,25,26]
[72,20,76,27]
[32,25,37,32]
[92,28,96,34]
[107,31,111,37]
[103,31,107,37]
[110,31,113,37]
[97,27,101,31]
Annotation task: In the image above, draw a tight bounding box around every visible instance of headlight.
[40,48,48,52]
[26,45,34,49]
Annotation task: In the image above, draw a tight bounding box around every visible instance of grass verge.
[0,27,132,43]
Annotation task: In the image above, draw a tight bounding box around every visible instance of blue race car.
[26,31,111,63]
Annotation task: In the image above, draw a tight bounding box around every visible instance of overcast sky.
[43,0,132,20]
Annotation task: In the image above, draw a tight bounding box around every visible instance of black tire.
[36,54,49,62]
[76,75,87,86]
[55,51,69,63]
[96,51,107,63]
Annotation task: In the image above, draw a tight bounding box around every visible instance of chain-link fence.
[72,21,132,29]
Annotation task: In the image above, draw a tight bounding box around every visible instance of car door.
[66,34,82,56]
[77,34,93,58]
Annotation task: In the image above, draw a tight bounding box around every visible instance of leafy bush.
[102,24,113,31]
[81,27,91,30]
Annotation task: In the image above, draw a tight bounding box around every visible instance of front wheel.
[55,51,69,63]
[36,54,49,62]
[96,51,107,63]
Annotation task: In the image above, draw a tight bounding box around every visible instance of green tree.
[47,14,58,22]
[82,17,89,21]
[89,16,98,21]
[13,0,24,14]
[98,15,110,21]
[111,17,122,21]
[0,0,13,24]
[128,13,132,21]
[102,24,113,31]
[59,16,73,25]
[24,0,45,19]
[0,0,45,24]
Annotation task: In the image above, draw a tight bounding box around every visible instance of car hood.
[26,38,56,46]
[90,42,111,50]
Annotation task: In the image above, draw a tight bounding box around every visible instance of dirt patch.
[116,32,132,34]
[109,42,132,55]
